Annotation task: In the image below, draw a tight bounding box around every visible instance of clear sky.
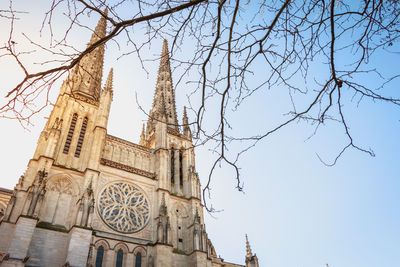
[1,1,400,267]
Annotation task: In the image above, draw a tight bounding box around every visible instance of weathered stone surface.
[0,23,254,267]
[65,227,92,266]
[27,227,69,267]
[7,216,37,260]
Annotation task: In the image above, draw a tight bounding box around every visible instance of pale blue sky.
[1,1,399,266]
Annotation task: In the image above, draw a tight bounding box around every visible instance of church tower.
[0,13,257,267]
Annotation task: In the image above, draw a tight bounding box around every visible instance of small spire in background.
[246,234,252,258]
[104,68,113,93]
[139,123,146,146]
[245,234,259,267]
[182,106,192,138]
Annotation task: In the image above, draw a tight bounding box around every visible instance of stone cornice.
[155,188,201,202]
[72,92,100,107]
[100,158,156,179]
[93,230,152,246]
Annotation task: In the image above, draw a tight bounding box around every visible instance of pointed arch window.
[116,248,123,267]
[179,150,183,186]
[63,113,78,154]
[74,117,88,157]
[135,252,142,267]
[170,148,175,184]
[95,245,104,267]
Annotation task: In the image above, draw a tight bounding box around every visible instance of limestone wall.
[27,227,69,267]
[102,135,153,175]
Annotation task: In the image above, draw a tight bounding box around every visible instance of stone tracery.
[47,176,74,195]
[98,181,150,233]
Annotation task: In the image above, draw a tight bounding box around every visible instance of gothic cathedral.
[0,13,259,267]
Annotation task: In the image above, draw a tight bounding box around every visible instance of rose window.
[97,181,150,233]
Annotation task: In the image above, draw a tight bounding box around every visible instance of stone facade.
[0,13,259,267]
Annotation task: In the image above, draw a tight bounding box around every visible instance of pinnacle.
[141,123,146,136]
[104,68,113,92]
[183,106,189,126]
[245,234,253,258]
[139,123,147,146]
[182,106,191,138]
[183,106,188,121]
[159,193,167,215]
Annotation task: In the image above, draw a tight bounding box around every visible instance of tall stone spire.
[147,39,179,133]
[68,10,107,102]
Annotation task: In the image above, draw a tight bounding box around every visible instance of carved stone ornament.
[97,181,150,233]
[100,158,156,179]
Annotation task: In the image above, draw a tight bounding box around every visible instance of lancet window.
[75,117,88,157]
[179,150,183,186]
[115,248,123,267]
[135,252,142,267]
[171,148,175,184]
[95,246,104,267]
[63,113,78,154]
